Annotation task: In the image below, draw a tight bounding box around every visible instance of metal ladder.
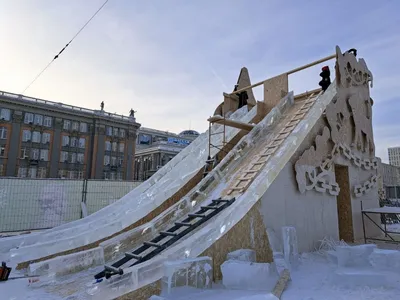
[94,197,236,280]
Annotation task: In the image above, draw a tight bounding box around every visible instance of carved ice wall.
[295,45,378,197]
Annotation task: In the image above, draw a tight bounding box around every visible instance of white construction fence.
[0,178,142,232]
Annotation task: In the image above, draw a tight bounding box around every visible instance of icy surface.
[282,226,299,270]
[27,247,104,277]
[329,268,400,288]
[0,106,256,261]
[221,260,278,291]
[369,248,400,272]
[4,252,400,299]
[89,87,339,298]
[161,257,213,296]
[227,249,256,262]
[335,244,376,268]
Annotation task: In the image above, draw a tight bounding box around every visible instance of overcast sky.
[0,0,399,161]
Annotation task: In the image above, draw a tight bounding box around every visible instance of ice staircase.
[95,197,235,279]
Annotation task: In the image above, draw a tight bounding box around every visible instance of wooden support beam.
[272,269,291,299]
[207,116,255,131]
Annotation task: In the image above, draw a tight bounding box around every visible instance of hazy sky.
[0,0,399,161]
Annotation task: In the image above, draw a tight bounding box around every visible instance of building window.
[68,171,76,179]
[0,109,10,121]
[38,167,47,178]
[34,114,43,125]
[70,153,77,163]
[112,142,117,152]
[119,143,125,153]
[113,127,119,136]
[28,167,37,178]
[0,146,5,157]
[44,116,52,127]
[18,167,27,178]
[72,122,79,131]
[70,137,78,147]
[42,132,51,144]
[79,137,86,148]
[20,148,28,159]
[118,158,123,166]
[111,156,117,166]
[63,120,71,130]
[104,155,110,166]
[103,172,109,180]
[22,130,31,142]
[60,151,68,162]
[105,141,111,151]
[119,129,125,138]
[80,122,87,133]
[117,172,123,180]
[78,171,84,179]
[62,135,70,146]
[31,148,39,160]
[40,149,49,161]
[24,113,34,124]
[58,169,66,178]
[106,126,112,136]
[0,127,7,139]
[138,134,151,145]
[77,153,84,163]
[32,131,41,143]
[110,172,116,180]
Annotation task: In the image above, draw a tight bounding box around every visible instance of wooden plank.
[207,116,255,131]
[263,74,289,111]
[272,269,291,299]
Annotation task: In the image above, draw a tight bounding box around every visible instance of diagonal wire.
[21,0,110,94]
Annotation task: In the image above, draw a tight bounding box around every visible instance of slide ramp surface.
[88,83,337,299]
[0,106,257,265]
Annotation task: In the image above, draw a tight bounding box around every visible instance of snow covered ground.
[2,252,400,300]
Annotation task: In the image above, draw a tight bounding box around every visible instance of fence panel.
[0,178,82,232]
[0,178,143,232]
[85,180,141,215]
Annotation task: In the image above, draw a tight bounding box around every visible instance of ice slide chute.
[90,82,338,299]
[95,197,236,279]
[3,101,264,269]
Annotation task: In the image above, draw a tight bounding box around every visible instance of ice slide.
[0,105,258,265]
[86,83,337,299]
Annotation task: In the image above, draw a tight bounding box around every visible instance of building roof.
[0,90,140,127]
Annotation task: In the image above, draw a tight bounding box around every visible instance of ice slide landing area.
[0,106,257,264]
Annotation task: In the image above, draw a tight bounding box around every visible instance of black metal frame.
[361,200,400,245]
[94,197,236,280]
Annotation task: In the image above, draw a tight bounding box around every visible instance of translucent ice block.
[161,257,213,295]
[221,260,278,291]
[282,226,299,270]
[227,249,256,262]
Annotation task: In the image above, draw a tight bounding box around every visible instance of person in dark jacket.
[234,85,248,109]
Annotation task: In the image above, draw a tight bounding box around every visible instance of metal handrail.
[228,53,337,96]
